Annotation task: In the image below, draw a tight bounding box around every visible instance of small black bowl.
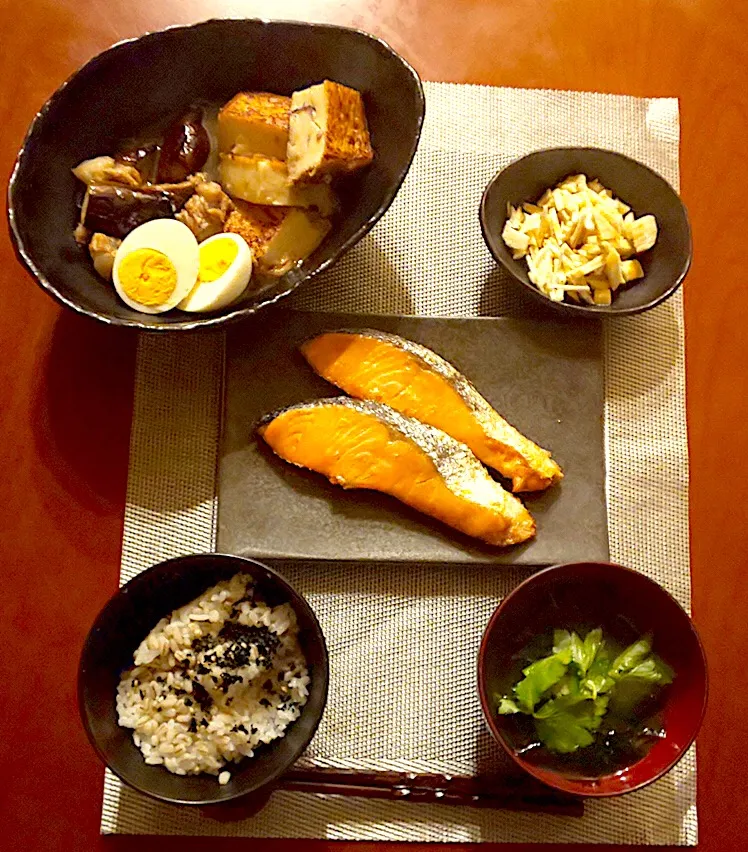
[479,147,692,317]
[8,18,424,331]
[78,553,329,805]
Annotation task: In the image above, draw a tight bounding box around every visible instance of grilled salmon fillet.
[257,398,535,547]
[300,330,563,492]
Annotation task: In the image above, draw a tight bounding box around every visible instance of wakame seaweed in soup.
[496,627,674,778]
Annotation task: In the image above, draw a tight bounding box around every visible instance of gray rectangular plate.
[218,310,608,565]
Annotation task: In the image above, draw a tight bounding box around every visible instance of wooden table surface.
[2,0,746,849]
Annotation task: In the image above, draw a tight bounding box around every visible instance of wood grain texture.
[1,1,746,850]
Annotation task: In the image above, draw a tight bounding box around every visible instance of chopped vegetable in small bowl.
[479,148,692,317]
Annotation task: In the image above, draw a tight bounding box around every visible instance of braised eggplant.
[80,176,205,238]
[81,185,173,238]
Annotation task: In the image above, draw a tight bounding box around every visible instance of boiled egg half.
[178,232,253,312]
[113,219,199,314]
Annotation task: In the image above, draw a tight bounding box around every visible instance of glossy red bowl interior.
[477,562,707,797]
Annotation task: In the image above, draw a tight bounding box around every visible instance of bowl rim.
[478,146,693,318]
[77,551,330,805]
[6,17,425,332]
[477,560,708,798]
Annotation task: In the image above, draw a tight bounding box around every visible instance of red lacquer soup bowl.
[477,562,707,797]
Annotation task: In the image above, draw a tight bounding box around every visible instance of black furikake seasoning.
[143,581,294,738]
[219,672,243,693]
[190,680,213,713]
[177,582,284,722]
[191,634,219,655]
[215,622,281,669]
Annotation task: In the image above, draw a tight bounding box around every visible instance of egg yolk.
[118,249,178,307]
[198,238,239,283]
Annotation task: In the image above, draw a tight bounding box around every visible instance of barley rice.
[116,573,310,778]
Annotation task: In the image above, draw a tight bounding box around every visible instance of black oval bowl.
[479,147,692,317]
[8,18,424,331]
[78,553,329,805]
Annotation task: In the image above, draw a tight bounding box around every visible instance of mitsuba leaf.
[553,629,572,653]
[534,715,596,753]
[513,655,568,713]
[616,655,675,686]
[608,635,652,679]
[554,628,603,676]
[581,650,616,698]
[608,635,674,686]
[551,630,574,665]
[550,670,584,702]
[579,628,603,675]
[533,696,609,754]
[497,696,521,715]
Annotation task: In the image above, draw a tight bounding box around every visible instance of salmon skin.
[300,330,563,492]
[257,397,536,547]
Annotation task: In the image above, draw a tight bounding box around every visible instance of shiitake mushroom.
[156,108,210,183]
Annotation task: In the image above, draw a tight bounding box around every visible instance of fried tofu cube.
[224,201,285,257]
[224,201,331,276]
[219,153,336,216]
[218,92,291,160]
[287,80,374,181]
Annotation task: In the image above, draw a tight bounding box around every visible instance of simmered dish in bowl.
[72,80,373,315]
[8,19,424,330]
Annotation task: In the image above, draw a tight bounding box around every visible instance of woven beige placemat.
[102,82,695,843]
